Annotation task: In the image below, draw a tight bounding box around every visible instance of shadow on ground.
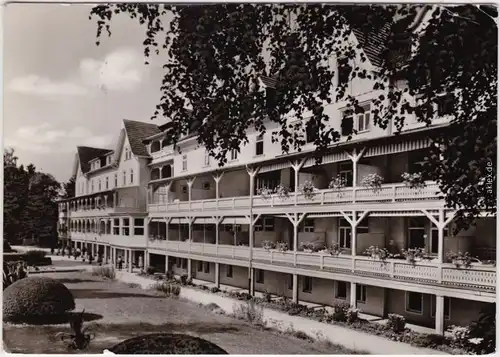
[89,321,241,335]
[55,278,100,284]
[4,311,104,326]
[71,288,162,299]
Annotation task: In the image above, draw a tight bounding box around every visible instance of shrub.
[146,266,156,275]
[3,276,75,323]
[263,290,272,303]
[180,274,188,285]
[91,265,116,280]
[447,325,470,348]
[331,302,351,322]
[210,286,220,293]
[346,307,360,324]
[3,239,13,253]
[387,314,406,333]
[109,333,228,354]
[411,333,448,348]
[467,303,496,354]
[232,300,264,326]
[24,249,47,260]
[155,282,181,298]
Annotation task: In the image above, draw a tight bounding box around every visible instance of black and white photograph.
[2,2,497,354]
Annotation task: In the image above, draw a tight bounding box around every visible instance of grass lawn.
[3,271,364,354]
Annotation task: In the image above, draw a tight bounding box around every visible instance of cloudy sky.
[4,4,172,182]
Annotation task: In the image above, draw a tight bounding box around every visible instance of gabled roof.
[123,119,161,157]
[76,146,113,174]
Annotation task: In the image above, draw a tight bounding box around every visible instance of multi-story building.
[58,9,496,335]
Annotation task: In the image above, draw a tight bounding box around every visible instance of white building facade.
[57,12,496,335]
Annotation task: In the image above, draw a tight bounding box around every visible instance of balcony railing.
[151,240,496,292]
[149,181,441,213]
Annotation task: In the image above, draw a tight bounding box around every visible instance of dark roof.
[77,146,113,174]
[123,119,161,157]
[351,24,392,67]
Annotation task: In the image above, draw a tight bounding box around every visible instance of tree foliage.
[3,148,61,247]
[90,4,497,230]
[62,176,76,199]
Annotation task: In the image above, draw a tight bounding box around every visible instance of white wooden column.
[187,258,192,278]
[286,213,307,266]
[345,147,367,188]
[340,210,370,270]
[350,282,357,308]
[435,295,445,334]
[186,177,196,209]
[290,158,307,205]
[422,209,456,264]
[215,262,220,288]
[292,274,299,303]
[213,172,224,208]
[165,255,169,274]
[246,165,260,296]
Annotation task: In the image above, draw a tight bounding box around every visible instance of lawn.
[3,271,363,354]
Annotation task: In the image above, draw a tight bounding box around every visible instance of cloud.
[5,123,114,154]
[7,48,147,97]
[79,48,147,92]
[7,75,88,96]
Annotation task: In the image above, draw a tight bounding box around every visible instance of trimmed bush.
[3,253,25,263]
[146,266,156,275]
[155,282,181,297]
[387,313,406,333]
[3,276,75,323]
[109,333,228,354]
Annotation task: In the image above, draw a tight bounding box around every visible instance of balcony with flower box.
[158,240,496,297]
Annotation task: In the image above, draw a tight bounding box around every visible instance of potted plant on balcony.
[320,243,341,256]
[300,180,316,200]
[446,251,474,268]
[257,187,273,200]
[401,172,427,190]
[401,248,425,265]
[328,175,347,197]
[361,173,384,193]
[275,241,289,252]
[261,240,276,251]
[274,184,291,200]
[365,245,390,263]
[299,242,315,253]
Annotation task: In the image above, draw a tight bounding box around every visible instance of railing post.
[392,185,397,202]
[270,250,273,264]
[321,192,325,205]
[438,265,443,283]
[320,255,324,270]
[390,261,395,277]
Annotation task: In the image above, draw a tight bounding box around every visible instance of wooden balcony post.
[215,263,220,288]
[292,274,299,303]
[246,165,260,296]
[435,294,445,335]
[350,282,357,308]
[213,172,224,209]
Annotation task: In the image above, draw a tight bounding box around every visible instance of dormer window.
[255,134,264,156]
[106,156,112,165]
[151,141,161,153]
[182,155,187,171]
[356,104,371,133]
[124,147,132,160]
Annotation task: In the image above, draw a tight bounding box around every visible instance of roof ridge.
[123,118,159,127]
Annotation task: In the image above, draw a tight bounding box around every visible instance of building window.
[182,258,187,270]
[408,217,426,249]
[356,284,367,303]
[431,296,451,320]
[406,291,424,314]
[197,261,203,272]
[226,265,233,277]
[176,258,181,268]
[339,218,351,249]
[122,171,126,186]
[430,226,449,255]
[256,269,264,284]
[302,276,312,293]
[182,155,187,171]
[339,162,353,186]
[124,147,132,160]
[255,134,264,156]
[255,217,274,232]
[98,179,101,191]
[134,218,144,235]
[301,218,315,233]
[335,281,347,300]
[356,104,371,132]
[230,149,238,161]
[122,218,130,236]
[337,57,351,86]
[288,274,293,290]
[341,111,354,136]
[113,218,120,235]
[204,150,210,166]
[204,262,210,274]
[130,169,134,184]
[107,156,112,165]
[114,174,118,187]
[305,120,316,143]
[105,177,109,190]
[91,180,94,193]
[437,93,454,116]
